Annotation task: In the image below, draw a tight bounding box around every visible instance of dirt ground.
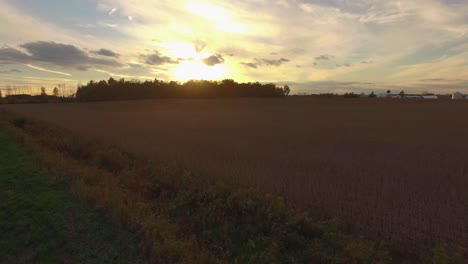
[5,98,468,249]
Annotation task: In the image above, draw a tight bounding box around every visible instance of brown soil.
[5,98,468,250]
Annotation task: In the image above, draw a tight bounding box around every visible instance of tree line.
[76,78,291,101]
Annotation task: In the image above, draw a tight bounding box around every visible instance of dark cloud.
[315,54,335,61]
[21,41,88,65]
[259,58,289,66]
[344,63,351,67]
[296,65,302,68]
[201,54,224,66]
[141,51,178,65]
[241,57,290,69]
[0,41,123,70]
[0,46,30,63]
[360,60,374,64]
[91,48,120,58]
[241,62,258,69]
[0,69,21,74]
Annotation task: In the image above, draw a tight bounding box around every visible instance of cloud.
[201,54,224,66]
[26,64,72,76]
[419,78,461,82]
[1,0,468,92]
[91,48,120,58]
[0,46,30,63]
[109,8,118,15]
[0,41,123,70]
[259,58,290,66]
[242,57,290,69]
[0,68,21,74]
[194,40,206,53]
[141,51,178,65]
[241,62,258,69]
[315,55,335,61]
[128,16,134,21]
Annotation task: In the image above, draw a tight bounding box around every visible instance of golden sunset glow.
[187,2,228,23]
[173,59,228,81]
[1,0,467,94]
[161,40,230,81]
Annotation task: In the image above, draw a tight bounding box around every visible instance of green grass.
[0,130,145,263]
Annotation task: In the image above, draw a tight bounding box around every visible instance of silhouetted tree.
[53,87,59,97]
[283,85,290,96]
[75,79,287,101]
[40,87,47,96]
[399,90,405,97]
[369,91,376,98]
[344,92,359,98]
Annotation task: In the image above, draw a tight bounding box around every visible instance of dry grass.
[4,98,468,255]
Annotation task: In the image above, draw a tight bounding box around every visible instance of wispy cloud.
[0,69,21,74]
[109,8,118,15]
[26,64,72,77]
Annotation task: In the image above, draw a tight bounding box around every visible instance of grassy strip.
[0,129,145,263]
[1,111,464,263]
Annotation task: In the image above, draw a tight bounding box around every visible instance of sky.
[0,0,467,94]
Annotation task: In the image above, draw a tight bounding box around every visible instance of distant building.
[422,95,438,99]
[377,93,393,98]
[452,92,463,100]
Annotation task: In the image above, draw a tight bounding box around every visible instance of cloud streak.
[242,58,290,69]
[109,8,118,15]
[91,48,120,58]
[26,64,72,76]
[0,69,21,74]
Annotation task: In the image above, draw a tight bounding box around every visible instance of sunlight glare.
[187,2,246,34]
[187,2,229,23]
[173,60,228,81]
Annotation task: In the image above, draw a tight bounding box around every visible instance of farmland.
[4,98,468,255]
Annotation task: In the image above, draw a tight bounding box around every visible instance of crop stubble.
[5,98,468,250]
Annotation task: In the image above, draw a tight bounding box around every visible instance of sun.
[161,41,229,81]
[173,59,228,82]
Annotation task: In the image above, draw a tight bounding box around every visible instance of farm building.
[376,93,389,98]
[452,92,463,100]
